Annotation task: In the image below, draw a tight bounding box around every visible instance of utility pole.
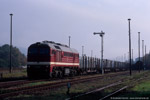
[128,52,129,63]
[93,31,105,74]
[10,13,13,73]
[82,46,84,57]
[124,53,126,62]
[82,46,84,68]
[132,49,133,65]
[145,45,146,70]
[138,32,140,73]
[142,40,144,65]
[69,36,71,47]
[128,18,132,76]
[91,50,93,57]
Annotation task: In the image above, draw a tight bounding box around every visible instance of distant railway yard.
[0,70,150,100]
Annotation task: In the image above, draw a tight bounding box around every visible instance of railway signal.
[93,31,105,74]
[142,40,144,65]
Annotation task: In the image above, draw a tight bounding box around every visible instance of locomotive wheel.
[74,70,77,76]
[57,72,63,78]
[70,70,75,77]
[52,71,56,78]
[59,72,63,78]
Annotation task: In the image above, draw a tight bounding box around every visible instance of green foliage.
[0,44,27,68]
[133,81,150,92]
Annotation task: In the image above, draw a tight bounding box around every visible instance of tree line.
[0,44,27,68]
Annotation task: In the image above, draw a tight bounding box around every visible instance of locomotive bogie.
[27,65,50,78]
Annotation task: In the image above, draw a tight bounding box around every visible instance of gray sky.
[0,0,150,61]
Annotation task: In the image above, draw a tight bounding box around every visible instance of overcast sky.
[0,0,150,61]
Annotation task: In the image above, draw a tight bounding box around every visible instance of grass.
[21,81,51,87]
[125,80,150,97]
[3,71,27,78]
[132,81,150,92]
[0,68,27,78]
[9,87,69,100]
[118,71,150,98]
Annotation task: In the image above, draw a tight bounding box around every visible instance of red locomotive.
[27,41,79,78]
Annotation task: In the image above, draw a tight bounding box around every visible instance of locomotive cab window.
[28,47,49,55]
[28,48,38,54]
[39,48,49,55]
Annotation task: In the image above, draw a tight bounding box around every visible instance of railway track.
[0,71,128,89]
[100,86,128,100]
[66,81,124,100]
[100,77,147,100]
[0,79,52,89]
[0,76,82,89]
[66,71,149,100]
[0,77,27,82]
[0,71,129,99]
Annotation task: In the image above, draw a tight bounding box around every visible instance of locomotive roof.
[33,41,79,54]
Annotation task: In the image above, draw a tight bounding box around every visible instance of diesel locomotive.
[27,41,79,78]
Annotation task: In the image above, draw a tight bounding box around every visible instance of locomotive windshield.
[28,47,49,55]
[28,48,38,54]
[39,48,49,54]
[27,45,50,62]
